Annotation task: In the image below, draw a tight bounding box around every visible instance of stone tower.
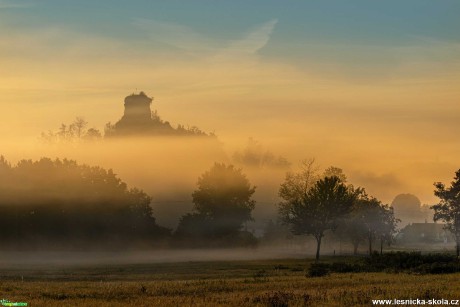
[122,91,153,122]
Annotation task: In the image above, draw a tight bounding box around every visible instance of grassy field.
[0,257,459,306]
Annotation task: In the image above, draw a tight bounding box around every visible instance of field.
[1,255,460,307]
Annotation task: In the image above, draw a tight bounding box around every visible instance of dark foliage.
[309,252,460,276]
[306,263,330,277]
[280,175,357,261]
[174,163,257,247]
[363,252,457,272]
[431,169,460,256]
[338,192,399,255]
[0,156,170,250]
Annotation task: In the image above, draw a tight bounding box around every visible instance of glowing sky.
[1,0,459,205]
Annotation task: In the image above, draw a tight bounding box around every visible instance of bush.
[364,252,458,273]
[307,263,330,277]
[415,262,460,274]
[306,253,460,276]
[329,262,364,273]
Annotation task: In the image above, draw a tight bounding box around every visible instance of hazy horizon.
[1,0,459,210]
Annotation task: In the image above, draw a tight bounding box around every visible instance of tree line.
[0,156,169,249]
[0,155,458,257]
[41,114,215,143]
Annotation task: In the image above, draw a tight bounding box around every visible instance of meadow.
[1,256,459,306]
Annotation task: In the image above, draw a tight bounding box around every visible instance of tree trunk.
[353,242,359,255]
[380,237,383,255]
[368,231,373,256]
[457,235,460,258]
[315,235,322,262]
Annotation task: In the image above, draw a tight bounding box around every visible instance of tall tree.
[279,176,356,261]
[376,204,399,254]
[180,163,256,238]
[340,189,399,254]
[353,196,398,255]
[431,169,460,257]
[338,194,369,255]
[278,158,320,209]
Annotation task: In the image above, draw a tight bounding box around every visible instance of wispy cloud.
[132,18,278,57]
[225,19,278,55]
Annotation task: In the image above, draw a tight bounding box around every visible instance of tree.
[376,204,399,254]
[72,117,88,139]
[323,166,347,183]
[347,195,398,255]
[431,169,460,257]
[338,194,369,255]
[391,193,424,225]
[279,176,357,261]
[278,158,320,209]
[185,163,256,238]
[0,157,169,249]
[40,117,102,144]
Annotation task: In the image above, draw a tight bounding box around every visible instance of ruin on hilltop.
[105,91,213,138]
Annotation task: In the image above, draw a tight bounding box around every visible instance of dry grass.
[0,258,459,306]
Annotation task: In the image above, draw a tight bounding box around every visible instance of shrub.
[329,262,364,273]
[415,262,460,274]
[364,252,458,273]
[307,263,330,277]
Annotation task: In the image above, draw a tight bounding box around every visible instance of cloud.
[348,171,406,203]
[223,19,278,55]
[132,18,278,58]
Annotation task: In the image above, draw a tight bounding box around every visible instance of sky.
[0,0,460,206]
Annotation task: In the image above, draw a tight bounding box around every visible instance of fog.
[0,237,372,266]
[0,91,456,258]
[0,248,309,267]
[0,135,287,228]
[0,125,453,230]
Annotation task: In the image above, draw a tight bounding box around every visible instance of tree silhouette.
[279,176,356,261]
[176,163,256,244]
[192,163,255,235]
[323,166,347,183]
[340,193,398,255]
[431,169,460,257]
[0,156,169,249]
[278,158,320,210]
[40,117,102,144]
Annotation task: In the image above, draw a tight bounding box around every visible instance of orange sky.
[1,1,459,208]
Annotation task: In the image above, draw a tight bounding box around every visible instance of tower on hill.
[122,91,153,122]
[105,91,213,138]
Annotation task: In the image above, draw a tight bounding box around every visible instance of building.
[122,91,153,122]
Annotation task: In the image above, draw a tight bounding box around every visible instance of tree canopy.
[431,169,460,256]
[0,156,169,249]
[340,192,398,255]
[175,163,256,244]
[279,175,357,261]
